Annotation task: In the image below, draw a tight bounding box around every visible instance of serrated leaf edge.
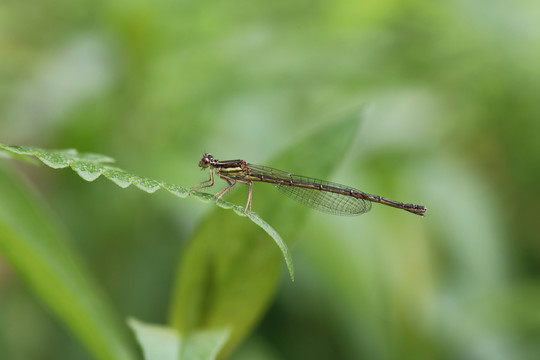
[0,144,294,280]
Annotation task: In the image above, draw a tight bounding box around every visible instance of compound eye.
[199,154,213,168]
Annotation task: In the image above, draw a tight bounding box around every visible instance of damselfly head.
[199,153,214,168]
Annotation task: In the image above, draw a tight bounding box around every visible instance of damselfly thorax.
[192,153,427,216]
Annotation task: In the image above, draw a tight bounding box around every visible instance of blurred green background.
[1,0,540,359]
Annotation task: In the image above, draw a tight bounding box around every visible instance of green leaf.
[0,164,140,360]
[35,149,77,168]
[162,183,190,198]
[104,167,135,188]
[0,143,293,279]
[0,144,39,155]
[169,112,361,358]
[247,212,294,280]
[128,319,180,360]
[128,318,229,360]
[179,328,230,360]
[71,160,105,181]
[133,177,162,193]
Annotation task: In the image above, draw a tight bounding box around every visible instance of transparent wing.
[248,164,372,216]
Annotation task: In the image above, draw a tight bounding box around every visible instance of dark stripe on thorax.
[215,160,244,168]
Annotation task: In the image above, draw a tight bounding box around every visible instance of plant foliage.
[0,143,294,280]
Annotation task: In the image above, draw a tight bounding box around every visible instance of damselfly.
[192,153,427,216]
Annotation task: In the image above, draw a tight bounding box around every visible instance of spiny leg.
[215,174,253,214]
[190,168,214,193]
[214,178,236,201]
[244,180,253,214]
